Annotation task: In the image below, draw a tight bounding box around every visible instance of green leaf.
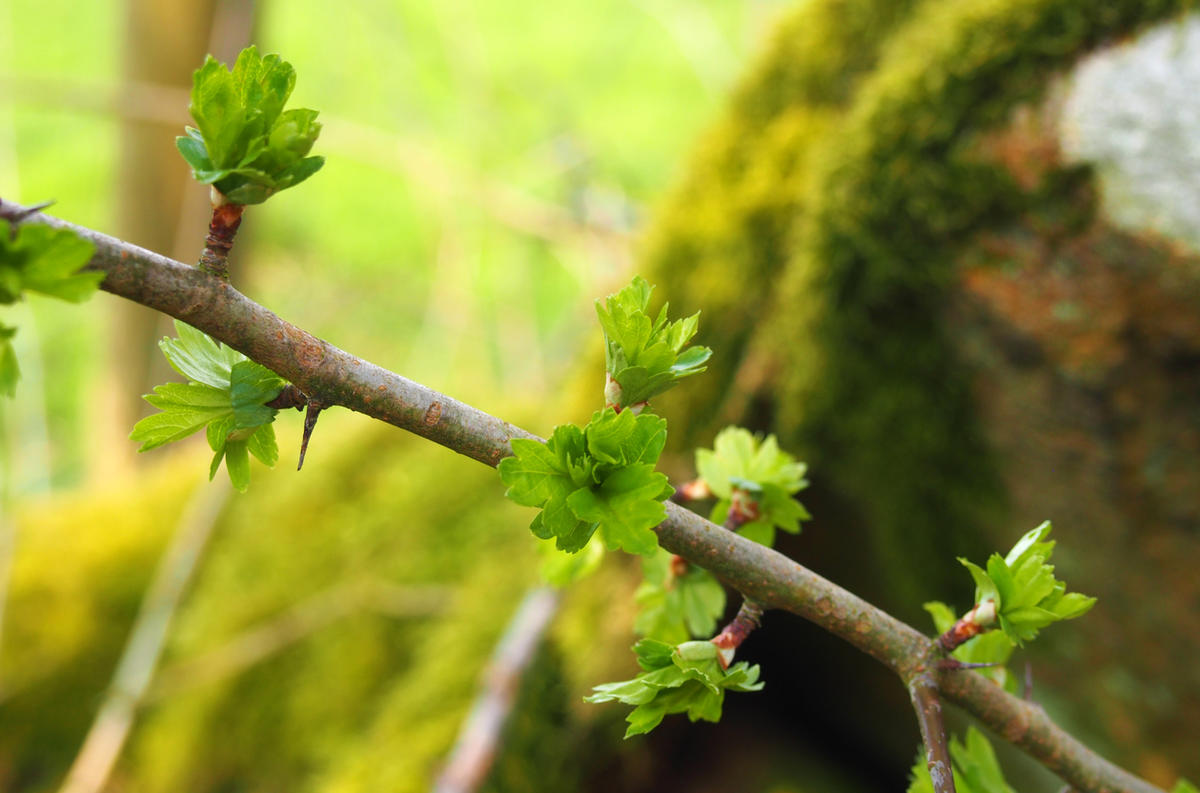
[586,639,763,738]
[13,224,102,302]
[499,410,670,556]
[1173,779,1199,793]
[596,276,710,409]
[636,548,726,642]
[694,427,809,545]
[246,423,279,466]
[131,382,233,451]
[225,439,251,492]
[568,463,667,556]
[135,322,289,491]
[160,320,243,388]
[955,523,1094,646]
[180,46,322,204]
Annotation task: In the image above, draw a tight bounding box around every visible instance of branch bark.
[0,201,1168,793]
[910,674,955,793]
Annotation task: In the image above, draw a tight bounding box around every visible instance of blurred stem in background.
[95,0,254,480]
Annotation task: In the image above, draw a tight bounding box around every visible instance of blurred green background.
[2,1,1200,792]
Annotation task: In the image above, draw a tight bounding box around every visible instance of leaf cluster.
[596,276,711,410]
[924,601,1014,691]
[498,408,672,556]
[958,522,1096,646]
[130,321,287,491]
[635,548,726,643]
[176,46,324,205]
[907,727,1015,793]
[0,223,100,395]
[696,426,809,547]
[585,638,763,738]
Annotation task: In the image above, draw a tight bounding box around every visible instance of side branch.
[910,674,955,793]
[0,203,1166,793]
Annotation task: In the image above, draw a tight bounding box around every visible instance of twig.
[711,597,764,668]
[0,202,1169,793]
[433,587,561,793]
[910,673,956,793]
[57,478,230,793]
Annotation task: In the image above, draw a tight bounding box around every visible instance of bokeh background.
[2,1,1199,791]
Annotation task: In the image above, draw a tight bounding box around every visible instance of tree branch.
[0,201,1167,793]
[910,673,955,793]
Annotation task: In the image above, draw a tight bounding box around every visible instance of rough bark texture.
[0,201,1168,793]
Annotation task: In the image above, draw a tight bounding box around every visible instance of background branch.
[0,202,1167,793]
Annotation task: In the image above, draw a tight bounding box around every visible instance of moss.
[640,0,1191,610]
[0,456,197,791]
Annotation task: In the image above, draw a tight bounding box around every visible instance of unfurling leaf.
[954,522,1096,646]
[131,320,288,491]
[586,638,763,737]
[498,408,671,556]
[177,46,323,204]
[695,426,809,546]
[596,276,710,410]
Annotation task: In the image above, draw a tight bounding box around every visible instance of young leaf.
[131,320,288,491]
[695,427,810,545]
[955,522,1096,646]
[498,409,671,556]
[1173,779,1199,793]
[635,548,726,643]
[178,46,323,205]
[0,223,100,396]
[596,276,711,410]
[585,638,763,738]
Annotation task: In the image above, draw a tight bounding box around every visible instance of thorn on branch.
[297,397,325,470]
[2,198,56,238]
[937,658,1002,672]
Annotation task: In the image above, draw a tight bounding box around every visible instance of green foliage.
[695,426,809,546]
[536,534,604,587]
[957,522,1095,646]
[585,638,762,738]
[130,321,287,491]
[1174,779,1199,793]
[499,408,672,556]
[906,727,1015,793]
[595,275,710,410]
[0,222,100,395]
[635,548,725,643]
[923,601,1014,691]
[176,46,324,205]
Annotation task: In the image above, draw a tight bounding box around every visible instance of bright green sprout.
[0,223,100,396]
[130,321,288,492]
[176,46,324,205]
[596,275,711,411]
[585,638,763,738]
[957,521,1096,646]
[695,426,809,547]
[499,408,673,556]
